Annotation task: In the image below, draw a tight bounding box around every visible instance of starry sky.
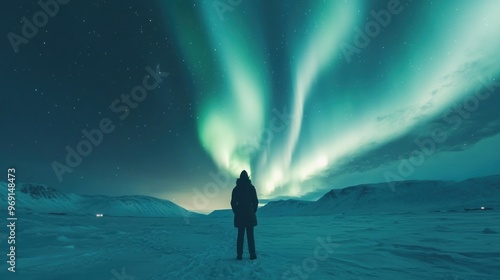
[2,0,500,211]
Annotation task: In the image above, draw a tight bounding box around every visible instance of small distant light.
[481,206,485,210]
[96,214,103,217]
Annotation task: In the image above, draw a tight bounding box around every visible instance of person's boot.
[236,255,242,260]
[250,254,257,260]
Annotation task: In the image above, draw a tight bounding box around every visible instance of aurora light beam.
[168,0,500,200]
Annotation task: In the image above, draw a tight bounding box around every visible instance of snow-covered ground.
[1,211,499,279]
[1,177,499,279]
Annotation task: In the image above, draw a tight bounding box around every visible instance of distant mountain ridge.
[0,183,196,218]
[257,175,500,216]
[3,175,499,218]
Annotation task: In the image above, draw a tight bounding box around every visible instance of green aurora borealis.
[161,0,500,199]
[4,0,500,210]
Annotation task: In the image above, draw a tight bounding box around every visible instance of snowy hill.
[19,183,86,212]
[259,175,500,216]
[209,209,233,217]
[0,182,197,218]
[258,199,314,216]
[79,194,196,217]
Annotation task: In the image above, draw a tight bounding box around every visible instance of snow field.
[0,211,499,279]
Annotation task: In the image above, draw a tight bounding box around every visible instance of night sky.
[2,0,500,211]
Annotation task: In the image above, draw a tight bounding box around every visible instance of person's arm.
[252,187,258,213]
[231,188,237,214]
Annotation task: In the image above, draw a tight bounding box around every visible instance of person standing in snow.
[231,170,258,260]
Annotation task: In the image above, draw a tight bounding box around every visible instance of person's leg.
[247,226,256,259]
[237,227,245,259]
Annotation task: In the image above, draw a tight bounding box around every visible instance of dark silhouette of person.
[231,170,258,260]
